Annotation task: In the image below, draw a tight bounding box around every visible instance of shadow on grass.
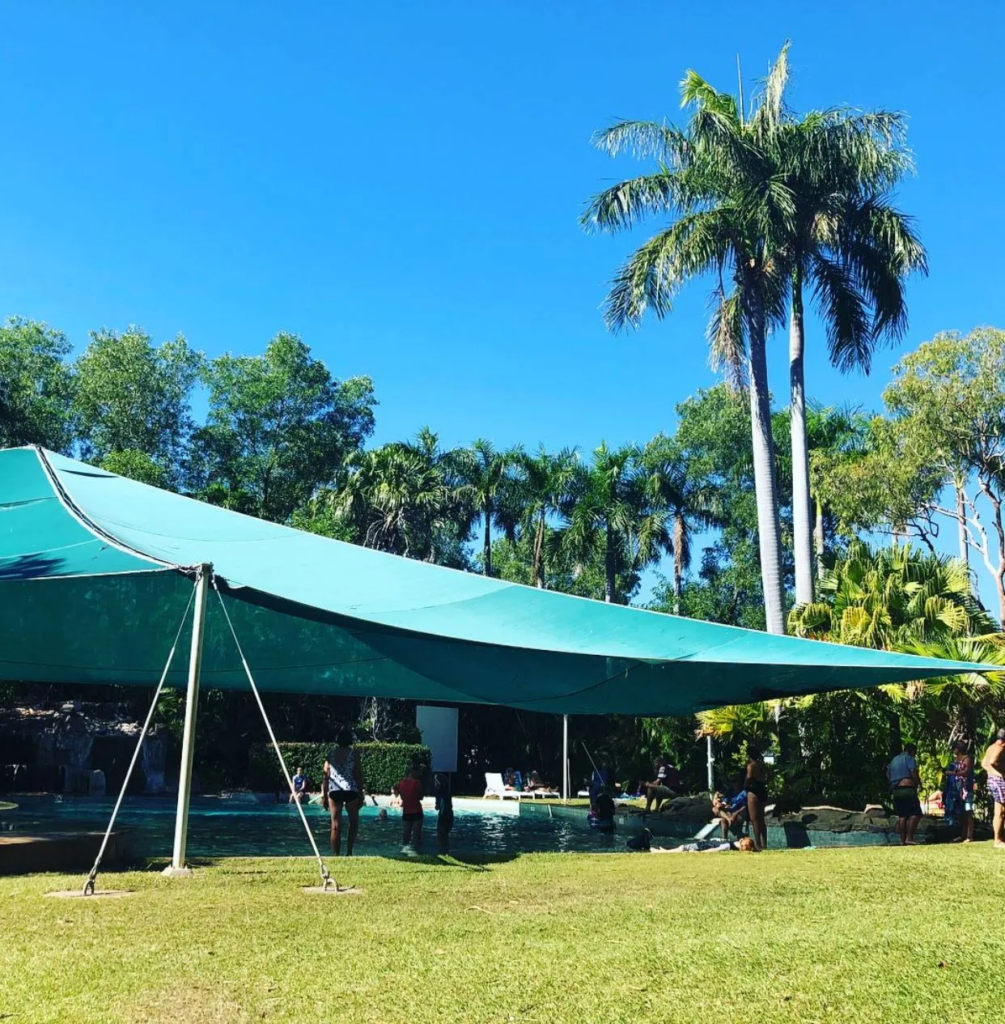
[138,851,524,875]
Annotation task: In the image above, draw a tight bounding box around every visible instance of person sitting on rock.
[712,782,748,840]
[642,757,679,814]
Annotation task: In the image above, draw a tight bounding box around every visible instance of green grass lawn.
[1,845,1000,1023]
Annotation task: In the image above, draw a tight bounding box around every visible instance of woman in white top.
[322,729,365,856]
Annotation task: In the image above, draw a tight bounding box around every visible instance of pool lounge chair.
[483,772,521,800]
[520,785,560,799]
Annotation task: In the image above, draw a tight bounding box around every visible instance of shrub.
[248,741,430,794]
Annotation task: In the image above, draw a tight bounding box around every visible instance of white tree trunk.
[747,294,787,635]
[955,484,969,567]
[813,497,825,584]
[789,281,814,607]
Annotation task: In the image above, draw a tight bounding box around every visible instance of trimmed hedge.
[248,741,431,795]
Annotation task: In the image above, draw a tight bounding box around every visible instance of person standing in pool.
[322,729,364,856]
[745,749,770,851]
[434,773,454,854]
[397,765,424,851]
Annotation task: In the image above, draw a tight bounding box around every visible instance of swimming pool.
[1,796,637,859]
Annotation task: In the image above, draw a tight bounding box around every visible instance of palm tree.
[564,443,640,604]
[456,439,520,577]
[327,428,463,561]
[898,635,1005,744]
[518,445,579,588]
[788,540,994,649]
[583,50,793,633]
[696,701,779,751]
[789,539,1004,747]
[637,434,720,613]
[772,51,927,606]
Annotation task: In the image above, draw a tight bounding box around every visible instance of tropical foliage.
[788,541,993,647]
[2,44,1003,805]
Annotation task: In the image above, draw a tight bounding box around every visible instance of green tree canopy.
[513,446,579,589]
[0,317,75,452]
[73,327,202,487]
[636,433,720,613]
[565,443,642,604]
[883,328,1005,622]
[811,413,944,551]
[455,439,521,577]
[191,332,375,522]
[323,428,469,565]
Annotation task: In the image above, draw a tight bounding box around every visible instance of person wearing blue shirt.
[712,783,748,840]
[290,766,310,804]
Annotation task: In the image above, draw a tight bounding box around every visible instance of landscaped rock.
[659,795,714,819]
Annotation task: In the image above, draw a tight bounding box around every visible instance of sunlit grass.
[1,845,999,1023]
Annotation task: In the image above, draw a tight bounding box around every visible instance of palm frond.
[591,119,690,163]
[603,209,729,330]
[808,252,872,372]
[706,286,746,389]
[581,172,688,234]
[749,41,791,135]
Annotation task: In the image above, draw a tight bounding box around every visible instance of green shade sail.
[0,446,990,715]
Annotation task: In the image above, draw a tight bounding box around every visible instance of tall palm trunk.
[672,512,685,615]
[789,269,814,607]
[532,509,546,588]
[813,495,825,584]
[483,499,492,577]
[746,288,786,635]
[604,516,615,603]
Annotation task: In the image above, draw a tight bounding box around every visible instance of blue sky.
[1,3,1003,598]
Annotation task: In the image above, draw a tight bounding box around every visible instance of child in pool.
[397,767,424,850]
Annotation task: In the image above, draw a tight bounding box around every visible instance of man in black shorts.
[887,742,923,846]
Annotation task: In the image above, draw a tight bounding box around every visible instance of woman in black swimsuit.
[322,729,365,856]
[745,749,769,851]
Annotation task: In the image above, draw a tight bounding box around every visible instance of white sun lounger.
[483,772,521,800]
[519,787,560,799]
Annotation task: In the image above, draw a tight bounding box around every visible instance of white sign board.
[415,705,458,773]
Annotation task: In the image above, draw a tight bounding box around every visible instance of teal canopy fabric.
[0,446,990,715]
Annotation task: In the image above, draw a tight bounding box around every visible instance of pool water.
[1,797,631,859]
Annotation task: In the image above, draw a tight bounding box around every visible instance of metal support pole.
[562,714,569,802]
[163,564,211,876]
[706,734,714,793]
